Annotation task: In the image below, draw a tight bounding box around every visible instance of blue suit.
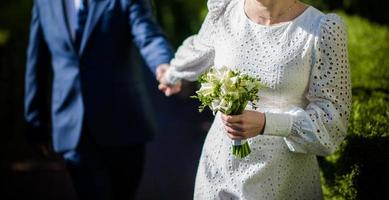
[24,0,173,153]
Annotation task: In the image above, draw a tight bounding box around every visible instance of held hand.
[33,142,51,158]
[156,64,169,81]
[156,64,182,96]
[39,143,51,157]
[221,110,266,140]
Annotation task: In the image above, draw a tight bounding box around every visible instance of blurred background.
[0,0,388,199]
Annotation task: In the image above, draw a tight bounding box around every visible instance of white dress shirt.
[64,0,91,40]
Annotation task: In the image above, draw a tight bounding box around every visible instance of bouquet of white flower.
[193,66,263,158]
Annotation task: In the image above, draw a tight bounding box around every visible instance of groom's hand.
[31,141,52,158]
[37,143,51,157]
[156,64,181,96]
[156,64,169,81]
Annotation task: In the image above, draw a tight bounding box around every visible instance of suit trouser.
[62,126,145,200]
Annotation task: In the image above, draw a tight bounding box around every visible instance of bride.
[158,0,351,199]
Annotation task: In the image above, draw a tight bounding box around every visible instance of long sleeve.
[128,0,173,73]
[24,2,51,142]
[263,14,352,156]
[164,0,230,85]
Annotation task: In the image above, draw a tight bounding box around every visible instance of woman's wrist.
[164,67,181,86]
[262,112,293,137]
[259,112,266,135]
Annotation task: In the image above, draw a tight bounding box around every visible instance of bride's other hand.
[221,111,266,140]
[156,64,182,96]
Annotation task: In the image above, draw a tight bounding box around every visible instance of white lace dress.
[165,0,351,199]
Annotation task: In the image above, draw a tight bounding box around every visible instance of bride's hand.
[221,111,266,140]
[156,64,181,96]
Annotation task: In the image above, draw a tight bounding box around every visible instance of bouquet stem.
[232,140,251,158]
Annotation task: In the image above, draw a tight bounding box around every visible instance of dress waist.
[252,96,308,113]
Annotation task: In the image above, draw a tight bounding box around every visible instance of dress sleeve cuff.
[263,112,293,137]
[164,68,181,85]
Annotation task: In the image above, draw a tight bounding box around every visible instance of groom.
[24,0,180,199]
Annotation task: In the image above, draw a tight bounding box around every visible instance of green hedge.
[301,0,389,25]
[152,0,207,48]
[346,14,389,91]
[0,30,9,46]
[320,13,389,200]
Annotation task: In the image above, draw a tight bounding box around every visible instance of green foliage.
[301,0,389,25]
[349,92,389,137]
[0,30,10,46]
[342,13,389,91]
[321,165,359,200]
[152,0,207,48]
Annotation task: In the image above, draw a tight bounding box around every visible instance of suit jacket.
[24,0,173,152]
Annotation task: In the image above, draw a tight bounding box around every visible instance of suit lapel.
[53,0,76,52]
[79,0,109,56]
